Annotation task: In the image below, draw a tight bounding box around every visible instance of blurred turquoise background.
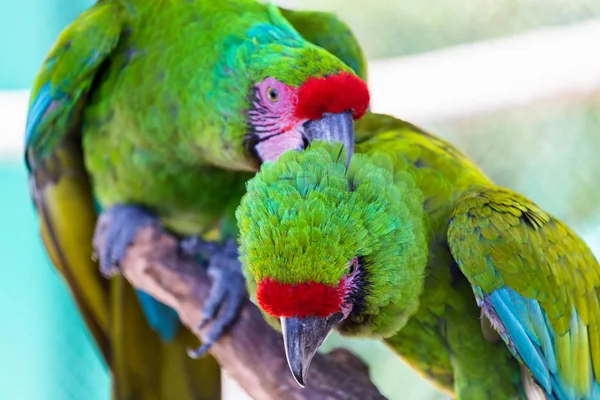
[0,0,92,89]
[0,167,109,400]
[0,1,110,399]
[2,1,600,399]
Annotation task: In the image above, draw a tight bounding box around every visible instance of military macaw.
[24,1,369,398]
[236,113,600,400]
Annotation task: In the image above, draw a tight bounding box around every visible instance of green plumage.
[238,144,429,336]
[238,113,600,399]
[279,8,368,81]
[24,0,367,399]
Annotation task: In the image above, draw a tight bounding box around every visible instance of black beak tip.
[291,370,306,388]
[283,333,309,387]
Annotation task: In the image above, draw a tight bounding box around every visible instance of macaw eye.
[347,258,359,276]
[266,87,279,102]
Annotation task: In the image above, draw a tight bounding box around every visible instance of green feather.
[278,8,368,80]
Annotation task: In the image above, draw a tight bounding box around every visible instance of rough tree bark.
[95,215,386,400]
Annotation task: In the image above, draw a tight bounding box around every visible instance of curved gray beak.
[280,313,344,387]
[303,111,354,165]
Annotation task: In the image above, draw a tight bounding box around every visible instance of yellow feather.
[573,317,592,396]
[34,144,110,359]
[557,330,574,389]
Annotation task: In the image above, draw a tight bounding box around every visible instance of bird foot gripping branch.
[93,205,160,278]
[179,236,247,357]
[93,205,247,355]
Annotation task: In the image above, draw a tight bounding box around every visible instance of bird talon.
[93,204,159,278]
[187,343,212,359]
[197,317,211,330]
[180,236,220,257]
[100,263,121,278]
[186,238,246,359]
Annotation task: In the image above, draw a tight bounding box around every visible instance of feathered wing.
[448,187,600,399]
[25,2,220,399]
[25,0,124,363]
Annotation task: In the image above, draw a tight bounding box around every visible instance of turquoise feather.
[135,291,179,341]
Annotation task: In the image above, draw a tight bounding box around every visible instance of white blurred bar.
[0,90,28,158]
[369,18,600,123]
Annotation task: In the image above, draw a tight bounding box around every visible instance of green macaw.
[23,0,369,399]
[236,113,600,399]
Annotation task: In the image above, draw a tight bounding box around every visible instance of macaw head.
[239,7,370,167]
[236,143,428,386]
[244,70,368,165]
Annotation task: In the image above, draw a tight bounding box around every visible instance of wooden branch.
[96,215,386,400]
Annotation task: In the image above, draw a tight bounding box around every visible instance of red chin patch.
[295,72,370,121]
[256,278,345,318]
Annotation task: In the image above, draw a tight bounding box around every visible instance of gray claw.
[180,236,220,257]
[188,238,246,357]
[93,205,159,277]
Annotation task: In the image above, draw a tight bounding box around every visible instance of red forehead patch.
[256,278,345,318]
[295,72,370,121]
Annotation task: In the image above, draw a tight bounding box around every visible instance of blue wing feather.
[489,288,552,393]
[592,382,600,399]
[135,291,180,342]
[486,287,588,400]
[552,374,569,400]
[529,300,558,374]
[25,83,53,147]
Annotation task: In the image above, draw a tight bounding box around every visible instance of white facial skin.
[248,77,308,162]
[340,257,362,318]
